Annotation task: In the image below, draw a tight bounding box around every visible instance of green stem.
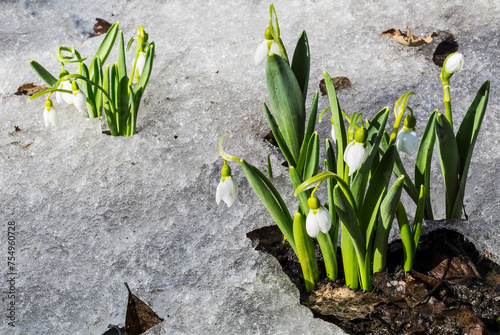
[441,77,453,130]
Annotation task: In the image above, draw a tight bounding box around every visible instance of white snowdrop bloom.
[71,81,87,115]
[43,100,59,128]
[445,53,464,74]
[306,207,331,238]
[255,40,281,65]
[396,128,419,156]
[216,176,239,208]
[56,80,73,105]
[344,141,368,176]
[136,52,146,76]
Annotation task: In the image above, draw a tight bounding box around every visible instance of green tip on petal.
[354,127,367,144]
[307,196,321,210]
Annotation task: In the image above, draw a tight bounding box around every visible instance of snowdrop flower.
[396,113,418,156]
[43,99,59,128]
[136,52,146,76]
[254,28,281,65]
[444,53,464,74]
[56,71,73,105]
[344,127,368,176]
[71,81,87,115]
[306,196,331,238]
[216,161,239,208]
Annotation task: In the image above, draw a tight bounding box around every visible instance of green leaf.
[415,110,438,220]
[413,185,425,248]
[303,132,320,181]
[266,54,305,162]
[94,21,119,65]
[316,232,338,281]
[351,107,389,208]
[291,30,310,101]
[325,139,338,245]
[263,102,296,167]
[454,81,490,216]
[297,91,319,175]
[395,201,415,275]
[30,61,57,87]
[372,176,404,273]
[293,212,319,291]
[241,160,296,254]
[117,31,130,134]
[362,145,396,249]
[289,167,310,215]
[135,42,155,94]
[323,72,347,179]
[102,65,118,136]
[435,113,461,219]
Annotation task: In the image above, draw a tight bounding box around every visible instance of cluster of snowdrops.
[30,23,155,136]
[216,5,489,291]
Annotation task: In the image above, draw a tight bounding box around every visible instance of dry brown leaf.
[382,27,437,46]
[93,18,112,35]
[15,83,47,96]
[124,283,163,335]
[319,76,352,96]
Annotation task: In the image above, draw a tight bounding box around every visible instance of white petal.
[255,40,269,65]
[316,207,332,234]
[61,81,74,105]
[306,209,320,238]
[216,177,238,207]
[49,106,59,127]
[331,124,336,144]
[396,129,419,156]
[73,90,87,115]
[445,53,464,74]
[344,141,368,176]
[136,52,146,76]
[43,107,50,128]
[269,41,281,56]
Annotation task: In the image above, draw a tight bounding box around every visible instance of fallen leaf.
[433,34,459,67]
[94,18,112,35]
[15,83,47,96]
[319,77,352,95]
[124,283,163,335]
[382,27,437,47]
[22,142,34,149]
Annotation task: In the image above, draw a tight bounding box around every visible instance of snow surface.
[0,0,499,334]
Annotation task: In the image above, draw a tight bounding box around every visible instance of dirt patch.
[247,227,500,334]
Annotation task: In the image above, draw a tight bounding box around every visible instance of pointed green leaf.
[263,102,296,167]
[94,21,119,64]
[372,176,404,273]
[30,61,58,87]
[325,139,338,246]
[293,212,318,291]
[395,201,415,275]
[435,113,461,219]
[241,160,296,254]
[297,91,319,175]
[291,30,310,101]
[135,42,155,93]
[289,167,310,215]
[454,81,490,215]
[266,54,305,162]
[303,132,320,181]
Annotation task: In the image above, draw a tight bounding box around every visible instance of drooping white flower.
[344,141,368,176]
[444,53,464,74]
[56,80,73,105]
[305,196,331,238]
[136,52,146,76]
[216,176,239,208]
[216,161,238,208]
[43,99,59,128]
[255,40,281,65]
[71,81,87,115]
[396,128,419,156]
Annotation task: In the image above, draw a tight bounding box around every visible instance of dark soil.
[247,227,500,335]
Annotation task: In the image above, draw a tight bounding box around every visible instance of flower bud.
[444,53,464,74]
